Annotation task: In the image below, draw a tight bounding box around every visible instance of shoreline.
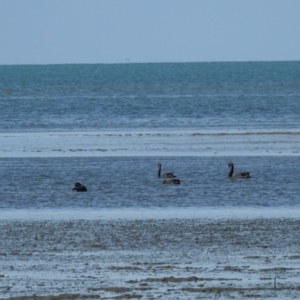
[1,217,300,299]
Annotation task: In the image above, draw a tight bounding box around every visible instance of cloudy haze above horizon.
[1,0,299,65]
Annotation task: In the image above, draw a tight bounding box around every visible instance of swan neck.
[158,165,161,177]
[228,164,234,177]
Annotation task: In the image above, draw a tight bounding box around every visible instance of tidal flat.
[1,218,300,299]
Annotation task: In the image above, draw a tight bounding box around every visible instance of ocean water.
[0,62,299,218]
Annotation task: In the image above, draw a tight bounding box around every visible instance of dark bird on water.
[72,182,87,192]
[157,163,176,178]
[163,179,181,185]
[228,162,251,179]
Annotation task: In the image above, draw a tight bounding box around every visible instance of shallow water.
[0,156,299,213]
[0,62,299,215]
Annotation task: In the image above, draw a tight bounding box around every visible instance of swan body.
[228,162,251,178]
[72,182,87,192]
[157,163,176,178]
[163,179,181,185]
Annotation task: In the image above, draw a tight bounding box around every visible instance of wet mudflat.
[1,218,300,299]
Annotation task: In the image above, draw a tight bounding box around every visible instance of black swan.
[72,182,87,192]
[157,163,176,178]
[228,162,251,178]
[163,179,181,185]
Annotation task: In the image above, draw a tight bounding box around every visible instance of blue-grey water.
[0,62,299,216]
[0,156,299,210]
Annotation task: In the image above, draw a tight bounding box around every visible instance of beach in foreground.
[1,217,300,299]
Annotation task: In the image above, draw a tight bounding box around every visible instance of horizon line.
[1,59,300,67]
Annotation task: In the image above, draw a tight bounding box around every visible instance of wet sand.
[1,218,300,299]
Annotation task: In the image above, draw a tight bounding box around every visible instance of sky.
[1,0,300,65]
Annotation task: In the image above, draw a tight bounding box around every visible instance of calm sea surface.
[0,62,299,217]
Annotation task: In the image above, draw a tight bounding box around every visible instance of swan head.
[228,162,234,168]
[157,163,161,168]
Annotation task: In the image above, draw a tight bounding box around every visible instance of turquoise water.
[0,62,299,214]
[1,62,299,131]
